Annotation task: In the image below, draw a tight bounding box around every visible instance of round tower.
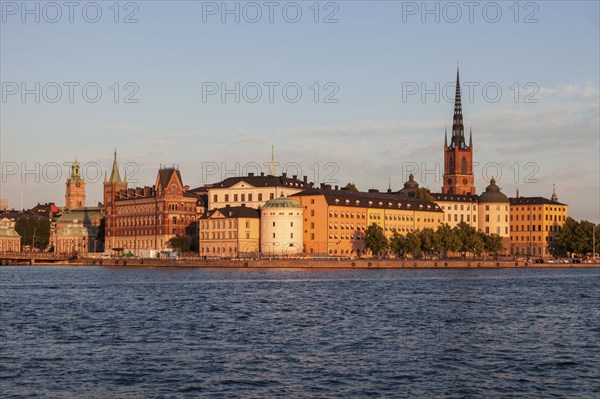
[260,196,303,256]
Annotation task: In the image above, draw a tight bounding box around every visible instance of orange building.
[509,189,568,257]
[290,186,443,257]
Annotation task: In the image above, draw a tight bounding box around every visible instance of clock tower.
[65,159,86,209]
[442,66,476,195]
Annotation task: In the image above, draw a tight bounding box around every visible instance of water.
[1,266,599,398]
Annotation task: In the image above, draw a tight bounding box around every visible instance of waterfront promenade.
[1,253,597,268]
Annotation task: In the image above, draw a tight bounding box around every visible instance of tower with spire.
[442,65,476,195]
[103,150,128,249]
[65,158,86,209]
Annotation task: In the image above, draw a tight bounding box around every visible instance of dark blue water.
[1,267,599,398]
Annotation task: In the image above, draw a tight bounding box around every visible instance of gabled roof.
[157,168,183,190]
[201,206,260,219]
[509,197,567,206]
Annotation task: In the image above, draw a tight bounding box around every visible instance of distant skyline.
[1,1,598,221]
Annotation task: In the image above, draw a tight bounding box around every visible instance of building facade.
[0,224,21,252]
[103,152,202,254]
[56,220,89,256]
[509,189,568,257]
[199,206,260,258]
[65,159,86,210]
[290,187,444,257]
[260,197,304,256]
[204,173,310,211]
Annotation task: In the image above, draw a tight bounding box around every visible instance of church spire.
[451,64,465,149]
[551,184,558,202]
[270,145,275,176]
[469,126,472,147]
[444,126,448,147]
[107,149,122,183]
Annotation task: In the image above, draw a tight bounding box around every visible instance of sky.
[1,0,599,222]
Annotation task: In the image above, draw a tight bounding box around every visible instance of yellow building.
[401,174,478,228]
[199,206,260,258]
[290,187,443,257]
[509,190,568,257]
[477,179,510,253]
[0,223,21,252]
[204,173,310,211]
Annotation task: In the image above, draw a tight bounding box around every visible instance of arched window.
[449,155,455,174]
[461,157,468,174]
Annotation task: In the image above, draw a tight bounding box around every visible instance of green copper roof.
[262,196,302,209]
[57,220,89,237]
[0,224,20,238]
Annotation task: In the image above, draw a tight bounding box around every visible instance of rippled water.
[1,266,599,398]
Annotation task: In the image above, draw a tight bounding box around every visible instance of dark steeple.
[450,65,466,149]
[444,126,448,147]
[469,126,472,147]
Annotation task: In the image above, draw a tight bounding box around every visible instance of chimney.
[325,184,332,190]
[292,175,297,180]
[334,185,338,190]
[248,172,254,177]
[260,172,264,176]
[303,176,308,183]
[282,172,287,178]
[516,188,519,198]
[368,189,379,193]
[184,185,190,191]
[320,183,325,189]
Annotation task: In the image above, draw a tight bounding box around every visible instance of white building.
[260,196,304,256]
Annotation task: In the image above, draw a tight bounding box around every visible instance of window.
[310,210,314,216]
[234,194,238,202]
[246,232,250,239]
[173,216,177,224]
[272,221,276,226]
[310,199,315,204]
[270,193,274,200]
[241,194,245,201]
[485,215,489,222]
[290,222,294,227]
[272,233,275,238]
[213,194,218,202]
[225,194,229,202]
[248,194,253,201]
[258,193,263,201]
[485,227,489,234]
[290,233,293,238]
[245,221,250,228]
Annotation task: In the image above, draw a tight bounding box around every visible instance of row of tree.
[364,222,504,258]
[557,217,599,256]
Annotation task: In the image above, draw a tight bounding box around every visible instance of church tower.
[65,159,86,209]
[103,150,128,250]
[442,66,476,195]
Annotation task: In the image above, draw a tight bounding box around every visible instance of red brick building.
[103,152,204,254]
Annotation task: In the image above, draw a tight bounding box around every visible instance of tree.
[419,228,441,258]
[415,188,433,202]
[390,229,407,257]
[344,182,359,192]
[436,224,461,258]
[15,216,50,249]
[168,234,192,253]
[557,217,578,254]
[97,217,106,249]
[483,233,503,254]
[364,223,388,258]
[404,231,422,258]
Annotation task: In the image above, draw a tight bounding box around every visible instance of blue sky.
[1,0,599,221]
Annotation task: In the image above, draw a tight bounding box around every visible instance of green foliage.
[414,188,433,202]
[364,223,388,258]
[558,217,599,255]
[484,233,504,254]
[168,234,192,253]
[97,217,106,244]
[344,182,359,192]
[15,216,50,249]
